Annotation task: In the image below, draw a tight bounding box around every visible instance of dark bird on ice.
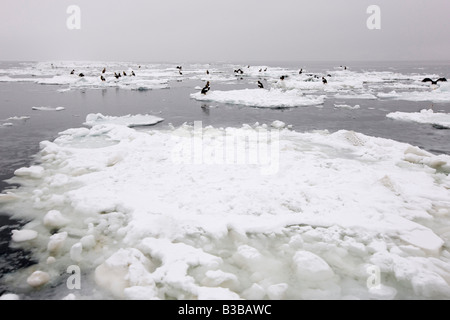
[201,81,210,95]
[70,69,75,75]
[102,68,106,74]
[114,72,120,79]
[299,69,303,75]
[206,70,209,75]
[123,71,127,76]
[78,73,85,77]
[280,75,288,80]
[257,81,264,89]
[322,77,328,84]
[131,71,136,76]
[422,77,447,85]
[100,75,106,81]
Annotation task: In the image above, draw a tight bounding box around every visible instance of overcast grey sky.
[1,0,449,63]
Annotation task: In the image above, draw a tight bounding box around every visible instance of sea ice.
[32,106,65,111]
[84,113,164,128]
[386,109,450,129]
[1,119,450,300]
[191,88,325,108]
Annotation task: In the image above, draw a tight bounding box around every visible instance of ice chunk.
[386,109,450,129]
[32,106,65,111]
[0,293,20,300]
[70,243,83,262]
[43,210,70,229]
[293,251,335,281]
[271,120,286,129]
[84,113,164,128]
[95,248,156,299]
[14,166,44,179]
[27,271,50,288]
[334,104,360,110]
[11,229,38,242]
[47,232,68,253]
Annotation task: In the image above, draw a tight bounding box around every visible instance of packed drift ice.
[1,62,450,105]
[1,117,450,300]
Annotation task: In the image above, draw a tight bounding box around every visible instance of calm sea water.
[1,60,450,295]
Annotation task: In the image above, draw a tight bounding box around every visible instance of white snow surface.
[191,88,325,108]
[84,113,164,128]
[2,120,450,300]
[387,109,450,128]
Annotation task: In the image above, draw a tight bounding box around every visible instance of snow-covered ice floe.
[2,119,450,300]
[378,83,450,103]
[191,88,325,108]
[387,109,450,129]
[32,106,65,111]
[84,113,164,128]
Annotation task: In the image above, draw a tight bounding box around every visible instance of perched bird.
[264,68,267,72]
[114,72,120,79]
[322,77,328,84]
[70,69,75,75]
[259,69,262,72]
[299,69,303,75]
[123,71,127,76]
[131,71,136,76]
[100,75,106,81]
[206,70,209,75]
[257,81,264,89]
[102,68,106,74]
[280,75,287,80]
[422,77,447,85]
[179,70,183,75]
[201,81,210,95]
[78,73,85,77]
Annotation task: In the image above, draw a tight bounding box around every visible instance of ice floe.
[32,106,65,111]
[191,88,325,108]
[1,120,450,300]
[387,109,450,129]
[84,113,164,128]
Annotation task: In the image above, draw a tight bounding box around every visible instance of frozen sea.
[0,61,449,300]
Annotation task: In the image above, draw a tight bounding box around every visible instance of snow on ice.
[191,88,326,108]
[387,109,450,129]
[1,118,450,300]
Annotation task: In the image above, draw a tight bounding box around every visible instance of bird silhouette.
[78,73,85,77]
[257,81,264,89]
[322,77,328,84]
[100,75,106,81]
[422,77,447,85]
[102,68,106,74]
